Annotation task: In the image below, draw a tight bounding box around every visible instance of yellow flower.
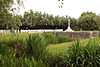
[13,53,16,57]
[89,62,92,64]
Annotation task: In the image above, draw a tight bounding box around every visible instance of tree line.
[0,9,100,31]
[0,0,100,31]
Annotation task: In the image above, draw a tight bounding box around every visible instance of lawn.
[47,37,100,56]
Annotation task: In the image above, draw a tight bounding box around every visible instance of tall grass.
[0,53,48,67]
[65,39,100,67]
[0,33,48,67]
[26,34,47,60]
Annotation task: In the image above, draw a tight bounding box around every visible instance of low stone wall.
[0,30,100,41]
[52,31,100,41]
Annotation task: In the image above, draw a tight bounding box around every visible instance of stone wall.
[0,30,100,41]
[52,31,100,41]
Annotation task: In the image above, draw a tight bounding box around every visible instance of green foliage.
[44,33,68,45]
[0,43,9,55]
[0,53,48,67]
[57,35,68,44]
[46,37,100,67]
[0,33,69,67]
[70,17,79,31]
[0,33,48,67]
[10,43,27,58]
[44,33,58,44]
[65,39,100,66]
[1,33,100,67]
[0,33,28,55]
[44,52,66,67]
[21,10,69,29]
[78,12,99,31]
[0,33,28,46]
[0,0,23,30]
[27,34,46,60]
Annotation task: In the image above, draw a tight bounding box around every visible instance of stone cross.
[64,18,73,32]
[68,19,70,27]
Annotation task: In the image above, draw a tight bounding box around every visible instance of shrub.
[0,33,27,55]
[44,33,68,45]
[0,44,9,55]
[44,33,57,45]
[26,34,46,60]
[57,35,68,44]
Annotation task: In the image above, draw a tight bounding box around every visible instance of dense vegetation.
[0,0,23,30]
[0,33,100,67]
[0,9,100,31]
[20,11,100,31]
[0,33,68,67]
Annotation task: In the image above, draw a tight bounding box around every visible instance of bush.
[0,44,9,55]
[0,33,27,55]
[57,35,68,44]
[44,33,68,45]
[26,34,46,60]
[44,33,57,45]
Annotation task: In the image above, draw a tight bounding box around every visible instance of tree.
[70,17,78,31]
[78,12,99,31]
[22,11,33,28]
[54,15,61,25]
[96,15,100,30]
[0,0,23,30]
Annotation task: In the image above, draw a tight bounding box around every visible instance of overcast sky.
[18,0,100,18]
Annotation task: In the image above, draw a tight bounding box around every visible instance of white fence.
[0,29,63,33]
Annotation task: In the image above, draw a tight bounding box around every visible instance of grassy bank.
[47,37,100,56]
